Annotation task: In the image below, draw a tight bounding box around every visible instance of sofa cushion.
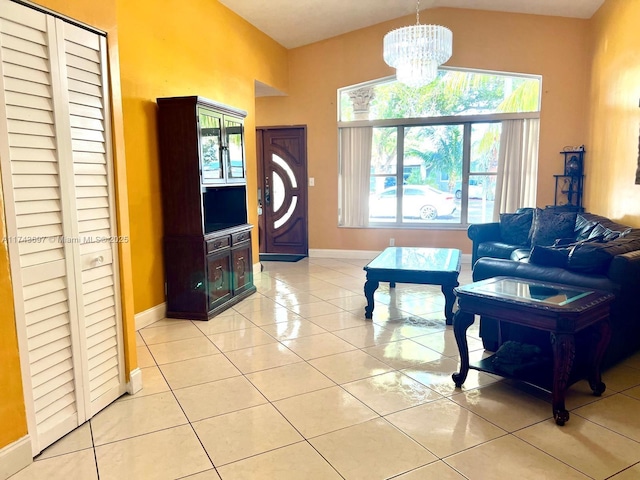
[499,210,533,246]
[529,208,577,246]
[529,245,570,268]
[510,248,531,262]
[477,241,520,261]
[567,237,640,274]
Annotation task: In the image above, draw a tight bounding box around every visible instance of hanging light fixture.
[383,0,453,87]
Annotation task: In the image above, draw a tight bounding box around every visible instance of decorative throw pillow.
[587,223,608,240]
[603,228,622,242]
[529,208,578,247]
[499,210,534,246]
[574,216,598,241]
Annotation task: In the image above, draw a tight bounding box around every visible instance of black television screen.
[202,186,248,233]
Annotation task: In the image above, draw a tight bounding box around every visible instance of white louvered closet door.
[0,0,125,455]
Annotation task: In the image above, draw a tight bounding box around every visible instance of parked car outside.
[453,179,483,199]
[370,185,457,220]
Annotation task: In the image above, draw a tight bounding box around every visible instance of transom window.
[338,68,541,228]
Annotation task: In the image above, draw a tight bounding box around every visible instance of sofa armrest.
[608,250,640,287]
[468,222,501,266]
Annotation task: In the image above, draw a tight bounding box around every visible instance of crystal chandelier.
[383,0,453,87]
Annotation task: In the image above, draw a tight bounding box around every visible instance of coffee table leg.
[550,332,575,426]
[364,280,379,319]
[452,310,475,388]
[441,282,458,325]
[588,320,611,396]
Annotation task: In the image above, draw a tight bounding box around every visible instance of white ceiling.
[219,0,606,49]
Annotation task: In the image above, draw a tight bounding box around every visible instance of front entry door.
[257,127,308,256]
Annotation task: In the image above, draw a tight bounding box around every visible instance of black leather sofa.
[467,211,640,367]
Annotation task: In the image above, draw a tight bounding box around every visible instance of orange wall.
[257,8,590,252]
[115,0,288,313]
[0,192,25,448]
[586,0,640,225]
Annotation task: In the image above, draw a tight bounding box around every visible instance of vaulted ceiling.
[219,0,605,49]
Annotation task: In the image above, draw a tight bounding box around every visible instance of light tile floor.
[10,257,640,480]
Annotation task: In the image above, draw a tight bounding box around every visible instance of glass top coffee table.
[452,276,613,425]
[363,247,461,324]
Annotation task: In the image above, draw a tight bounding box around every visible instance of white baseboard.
[253,262,262,275]
[135,302,166,331]
[127,368,143,395]
[0,436,31,480]
[309,249,380,259]
[308,248,472,264]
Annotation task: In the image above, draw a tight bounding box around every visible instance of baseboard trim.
[127,368,143,395]
[308,249,380,259]
[0,436,32,480]
[135,302,166,331]
[308,248,472,264]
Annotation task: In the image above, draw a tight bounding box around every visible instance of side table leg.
[364,279,379,319]
[452,310,475,388]
[550,332,575,426]
[441,282,458,326]
[588,320,611,396]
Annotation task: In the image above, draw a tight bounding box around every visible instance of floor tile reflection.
[15,257,640,480]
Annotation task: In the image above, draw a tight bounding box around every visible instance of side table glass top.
[458,277,593,307]
[365,247,460,273]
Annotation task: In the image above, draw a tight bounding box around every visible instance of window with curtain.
[338,68,541,228]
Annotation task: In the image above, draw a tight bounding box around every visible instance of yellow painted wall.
[256,8,590,252]
[586,0,640,225]
[115,0,288,313]
[0,188,25,448]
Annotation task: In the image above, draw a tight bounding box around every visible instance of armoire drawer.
[206,236,230,253]
[231,230,251,245]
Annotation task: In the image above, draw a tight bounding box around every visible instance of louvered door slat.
[16,211,62,228]
[12,160,57,174]
[24,289,67,314]
[30,346,71,376]
[7,105,53,124]
[3,62,50,84]
[0,1,47,30]
[18,224,63,239]
[28,333,70,363]
[15,197,60,214]
[66,66,100,86]
[5,90,52,110]
[68,102,102,119]
[1,47,49,72]
[35,393,75,427]
[65,54,99,75]
[85,305,115,327]
[4,76,51,98]
[33,378,73,413]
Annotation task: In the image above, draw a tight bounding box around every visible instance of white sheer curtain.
[493,118,540,220]
[339,127,373,227]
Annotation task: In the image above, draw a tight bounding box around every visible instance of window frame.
[339,113,539,229]
[338,67,542,229]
